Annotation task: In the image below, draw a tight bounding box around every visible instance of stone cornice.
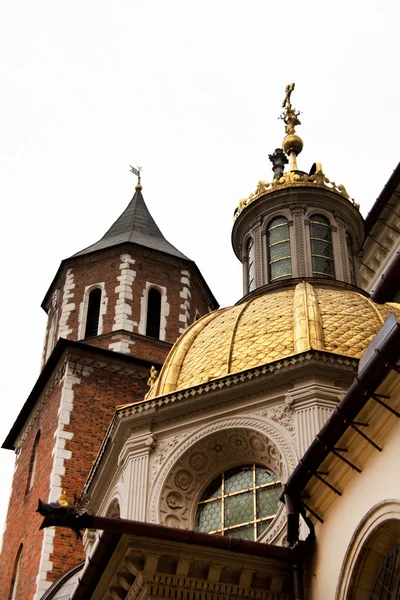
[85,350,357,491]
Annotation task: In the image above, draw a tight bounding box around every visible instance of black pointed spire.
[73,188,188,260]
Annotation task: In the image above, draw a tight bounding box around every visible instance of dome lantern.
[232,84,365,297]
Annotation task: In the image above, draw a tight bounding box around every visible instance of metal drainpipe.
[292,562,305,600]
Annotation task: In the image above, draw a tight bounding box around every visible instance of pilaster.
[118,434,157,521]
[336,215,348,282]
[253,217,263,288]
[291,206,306,277]
[289,383,343,456]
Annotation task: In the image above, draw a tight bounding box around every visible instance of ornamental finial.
[130,165,143,190]
[279,83,303,170]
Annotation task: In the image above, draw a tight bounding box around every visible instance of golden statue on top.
[280,82,301,135]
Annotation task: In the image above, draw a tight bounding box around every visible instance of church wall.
[47,356,149,585]
[307,418,400,599]
[0,349,150,599]
[0,369,63,600]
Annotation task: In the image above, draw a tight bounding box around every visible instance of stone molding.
[335,499,400,600]
[116,352,357,422]
[148,417,298,545]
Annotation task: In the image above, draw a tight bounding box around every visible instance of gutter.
[364,162,400,234]
[371,250,400,303]
[280,314,400,546]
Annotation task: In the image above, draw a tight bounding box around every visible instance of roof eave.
[2,339,161,450]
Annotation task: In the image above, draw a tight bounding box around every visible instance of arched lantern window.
[309,214,335,278]
[195,464,281,541]
[146,288,161,339]
[267,217,292,282]
[26,431,40,494]
[346,233,357,285]
[84,288,102,338]
[247,238,255,292]
[10,545,23,600]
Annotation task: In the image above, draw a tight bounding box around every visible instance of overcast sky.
[1,0,399,539]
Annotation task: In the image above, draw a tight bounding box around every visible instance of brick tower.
[0,180,217,600]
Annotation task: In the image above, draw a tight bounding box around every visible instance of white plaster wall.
[308,419,400,600]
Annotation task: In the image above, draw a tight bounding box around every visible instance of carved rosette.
[149,419,298,545]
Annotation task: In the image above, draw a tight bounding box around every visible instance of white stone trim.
[112,254,136,333]
[77,282,108,340]
[108,334,135,354]
[178,269,191,334]
[335,500,400,600]
[33,362,92,600]
[57,269,75,339]
[138,282,169,341]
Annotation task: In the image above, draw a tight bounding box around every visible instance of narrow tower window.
[26,431,40,494]
[309,214,335,278]
[247,238,255,292]
[267,216,292,281]
[84,288,102,338]
[9,545,23,600]
[346,233,357,285]
[146,288,161,338]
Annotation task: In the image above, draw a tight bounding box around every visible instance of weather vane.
[129,165,142,187]
[280,83,301,136]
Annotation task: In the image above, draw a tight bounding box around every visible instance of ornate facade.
[2,85,400,600]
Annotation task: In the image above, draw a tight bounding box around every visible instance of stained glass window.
[267,217,292,282]
[346,233,357,285]
[309,214,335,278]
[195,464,281,541]
[247,238,255,292]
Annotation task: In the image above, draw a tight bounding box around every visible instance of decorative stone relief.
[266,403,295,434]
[151,434,185,476]
[149,417,297,526]
[148,418,298,545]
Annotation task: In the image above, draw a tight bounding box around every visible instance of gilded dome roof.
[152,282,400,397]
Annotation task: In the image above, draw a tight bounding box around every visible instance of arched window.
[84,288,102,338]
[26,431,40,494]
[346,233,357,285]
[267,217,292,281]
[247,238,255,292]
[195,464,281,541]
[9,545,22,600]
[146,288,161,339]
[309,214,335,278]
[370,544,400,599]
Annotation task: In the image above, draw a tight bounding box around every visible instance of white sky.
[1,0,399,539]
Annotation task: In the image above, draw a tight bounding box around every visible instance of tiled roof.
[73,188,188,260]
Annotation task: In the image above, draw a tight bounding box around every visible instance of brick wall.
[42,245,214,364]
[0,348,150,599]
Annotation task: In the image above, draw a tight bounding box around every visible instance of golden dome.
[152,283,400,397]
